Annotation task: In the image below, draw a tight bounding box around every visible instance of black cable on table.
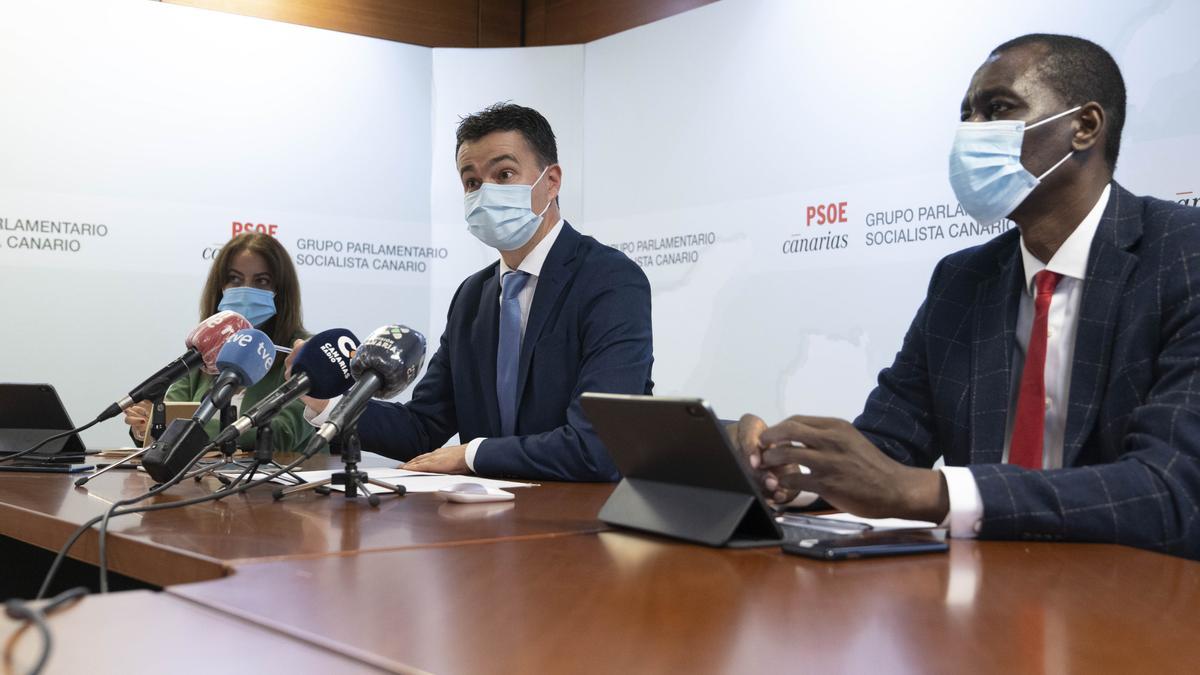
[4,586,87,675]
[91,444,324,592]
[0,416,103,466]
[36,446,214,600]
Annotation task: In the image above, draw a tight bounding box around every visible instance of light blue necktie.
[497,270,531,436]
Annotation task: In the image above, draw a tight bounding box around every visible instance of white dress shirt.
[303,219,565,473]
[939,185,1111,537]
[463,218,564,470]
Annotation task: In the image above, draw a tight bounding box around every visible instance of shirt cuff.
[785,491,820,508]
[937,465,984,539]
[303,395,341,428]
[464,437,487,472]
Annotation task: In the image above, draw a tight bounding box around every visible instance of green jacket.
[166,352,315,454]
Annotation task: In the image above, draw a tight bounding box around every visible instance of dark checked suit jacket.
[854,183,1200,559]
[355,222,654,481]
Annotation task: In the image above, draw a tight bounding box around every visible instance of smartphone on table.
[781,530,948,560]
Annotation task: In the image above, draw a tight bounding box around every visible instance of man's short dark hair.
[456,102,558,169]
[992,33,1126,172]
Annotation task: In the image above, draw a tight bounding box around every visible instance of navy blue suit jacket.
[356,222,653,481]
[855,183,1200,559]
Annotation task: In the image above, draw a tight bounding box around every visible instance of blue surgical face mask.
[948,106,1081,225]
[464,166,553,251]
[218,286,276,327]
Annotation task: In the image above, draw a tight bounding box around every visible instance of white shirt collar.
[1019,184,1111,295]
[498,218,564,279]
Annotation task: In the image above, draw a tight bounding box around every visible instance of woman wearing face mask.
[122,232,314,453]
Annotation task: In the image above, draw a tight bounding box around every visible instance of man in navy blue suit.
[735,34,1200,558]
[303,104,653,481]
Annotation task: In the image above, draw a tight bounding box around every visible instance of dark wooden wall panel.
[523,0,718,46]
[479,0,524,47]
[163,0,485,47]
[161,0,715,47]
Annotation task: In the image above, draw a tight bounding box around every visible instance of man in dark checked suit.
[735,34,1200,558]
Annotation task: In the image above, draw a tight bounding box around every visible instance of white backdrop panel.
[581,0,1200,425]
[428,46,585,342]
[0,0,434,448]
[2,0,1197,451]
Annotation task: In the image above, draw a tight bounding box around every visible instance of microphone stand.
[149,395,168,443]
[271,427,404,507]
[221,425,306,490]
[188,404,253,483]
[75,392,167,488]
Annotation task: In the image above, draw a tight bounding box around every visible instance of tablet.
[0,383,87,461]
[0,463,95,474]
[580,393,783,547]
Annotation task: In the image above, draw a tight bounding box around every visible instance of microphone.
[96,311,251,422]
[142,329,277,483]
[307,325,426,451]
[210,328,360,446]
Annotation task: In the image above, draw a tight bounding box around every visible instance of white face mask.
[948,106,1081,225]
[463,166,553,251]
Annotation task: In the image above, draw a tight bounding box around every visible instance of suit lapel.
[514,223,581,416]
[1062,184,1140,466]
[473,265,503,435]
[970,243,1025,464]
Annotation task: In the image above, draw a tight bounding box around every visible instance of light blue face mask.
[218,286,276,327]
[948,106,1081,225]
[464,166,553,251]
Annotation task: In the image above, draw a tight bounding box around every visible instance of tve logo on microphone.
[257,341,276,370]
[229,331,277,370]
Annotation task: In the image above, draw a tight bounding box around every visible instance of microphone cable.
[35,443,215,600]
[3,586,88,675]
[90,436,333,594]
[0,416,104,466]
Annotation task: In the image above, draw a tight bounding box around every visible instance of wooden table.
[4,461,1200,674]
[168,532,1200,674]
[0,453,611,586]
[0,590,393,674]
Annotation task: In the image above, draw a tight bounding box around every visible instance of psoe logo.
[232,221,279,237]
[1176,191,1200,208]
[806,201,848,226]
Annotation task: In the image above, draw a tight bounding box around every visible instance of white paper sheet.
[281,468,536,495]
[814,512,940,531]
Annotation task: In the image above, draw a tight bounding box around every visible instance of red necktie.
[1009,270,1061,469]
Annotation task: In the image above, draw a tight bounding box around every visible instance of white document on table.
[813,512,940,531]
[283,468,536,494]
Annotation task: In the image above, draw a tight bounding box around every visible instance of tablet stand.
[598,478,782,548]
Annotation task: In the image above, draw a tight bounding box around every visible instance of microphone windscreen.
[293,328,360,399]
[351,325,426,399]
[186,311,253,374]
[214,329,277,387]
